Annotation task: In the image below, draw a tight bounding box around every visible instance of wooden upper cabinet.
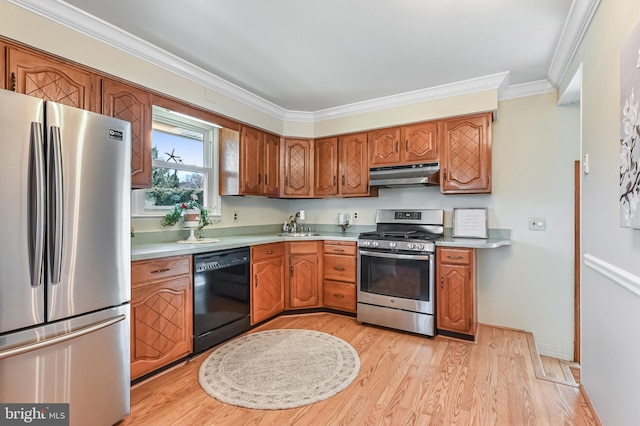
[315,133,369,197]
[369,127,402,166]
[402,121,438,163]
[370,122,438,167]
[0,43,6,90]
[282,138,313,198]
[339,132,369,196]
[239,125,263,195]
[237,126,280,196]
[262,132,280,197]
[102,78,153,189]
[314,137,339,197]
[440,112,492,194]
[7,47,98,112]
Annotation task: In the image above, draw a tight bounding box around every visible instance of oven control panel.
[358,239,434,253]
[394,211,422,220]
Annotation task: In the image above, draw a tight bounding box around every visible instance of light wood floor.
[118,313,599,425]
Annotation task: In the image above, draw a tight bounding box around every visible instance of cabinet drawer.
[323,280,356,312]
[323,241,357,255]
[131,255,191,288]
[251,243,285,261]
[323,254,356,282]
[288,241,319,254]
[438,247,472,265]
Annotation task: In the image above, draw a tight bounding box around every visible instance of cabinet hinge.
[10,72,16,91]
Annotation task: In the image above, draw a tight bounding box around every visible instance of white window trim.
[131,111,222,219]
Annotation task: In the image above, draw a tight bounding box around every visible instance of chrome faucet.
[284,210,305,233]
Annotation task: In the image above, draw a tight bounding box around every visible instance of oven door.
[358,249,434,314]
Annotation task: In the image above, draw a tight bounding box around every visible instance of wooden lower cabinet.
[131,255,193,380]
[436,247,477,338]
[322,241,357,313]
[287,241,322,309]
[250,243,285,324]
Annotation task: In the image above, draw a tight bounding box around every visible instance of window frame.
[131,108,221,219]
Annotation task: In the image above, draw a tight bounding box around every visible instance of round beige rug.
[198,329,360,409]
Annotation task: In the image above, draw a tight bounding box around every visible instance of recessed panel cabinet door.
[252,257,285,324]
[315,137,339,197]
[289,254,320,308]
[339,132,369,196]
[402,121,438,163]
[240,125,263,195]
[440,113,492,194]
[369,127,401,166]
[282,138,313,197]
[7,47,98,112]
[102,78,152,188]
[263,132,281,196]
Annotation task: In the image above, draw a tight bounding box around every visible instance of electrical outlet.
[528,217,546,231]
[233,211,238,222]
[353,211,358,221]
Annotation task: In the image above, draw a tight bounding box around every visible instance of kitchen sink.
[278,232,320,237]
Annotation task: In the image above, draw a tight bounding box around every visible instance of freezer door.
[0,89,46,334]
[0,304,130,425]
[46,102,131,321]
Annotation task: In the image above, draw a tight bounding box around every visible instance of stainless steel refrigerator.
[0,89,131,425]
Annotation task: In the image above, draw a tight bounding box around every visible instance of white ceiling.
[10,0,598,117]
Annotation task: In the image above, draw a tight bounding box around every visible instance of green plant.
[161,194,212,229]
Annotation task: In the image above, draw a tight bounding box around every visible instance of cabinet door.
[240,126,263,195]
[369,127,401,166]
[402,121,438,163]
[102,78,152,189]
[263,132,281,196]
[252,257,285,324]
[314,137,339,197]
[289,254,320,308]
[440,113,492,194]
[437,263,473,335]
[282,138,313,197]
[7,47,98,112]
[339,132,369,196]
[131,276,192,379]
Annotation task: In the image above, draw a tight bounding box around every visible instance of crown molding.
[306,72,510,122]
[499,80,556,101]
[7,0,588,123]
[547,0,600,87]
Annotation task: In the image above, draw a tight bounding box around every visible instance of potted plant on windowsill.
[161,194,212,231]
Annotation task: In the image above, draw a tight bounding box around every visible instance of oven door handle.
[359,250,431,261]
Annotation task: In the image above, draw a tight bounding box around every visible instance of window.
[132,107,221,217]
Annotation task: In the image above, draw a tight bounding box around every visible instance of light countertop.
[131,229,511,261]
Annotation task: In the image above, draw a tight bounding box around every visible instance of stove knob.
[372,241,379,248]
[362,240,371,247]
[417,244,424,250]
[407,243,415,249]
[389,242,397,248]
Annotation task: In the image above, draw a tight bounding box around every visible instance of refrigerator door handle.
[29,122,45,288]
[0,314,126,361]
[49,126,64,284]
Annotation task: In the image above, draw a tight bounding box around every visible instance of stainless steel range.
[357,209,444,336]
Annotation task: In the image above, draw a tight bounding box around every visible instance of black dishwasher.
[193,247,250,354]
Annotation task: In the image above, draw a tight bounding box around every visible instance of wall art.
[620,19,640,228]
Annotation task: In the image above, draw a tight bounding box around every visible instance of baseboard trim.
[584,253,640,298]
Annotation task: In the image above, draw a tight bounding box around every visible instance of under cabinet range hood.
[369,162,440,187]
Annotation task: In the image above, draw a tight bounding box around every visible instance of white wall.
[1,1,580,361]
[291,92,580,360]
[561,0,640,424]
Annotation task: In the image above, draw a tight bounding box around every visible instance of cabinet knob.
[342,175,345,185]
[290,266,294,277]
[440,277,444,288]
[447,255,463,259]
[334,266,345,271]
[405,140,409,151]
[395,141,399,152]
[267,250,273,254]
[150,268,170,274]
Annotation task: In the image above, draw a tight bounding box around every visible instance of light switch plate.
[528,217,546,231]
